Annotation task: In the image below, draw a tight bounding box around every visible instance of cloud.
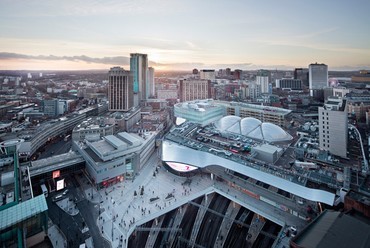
[0,52,130,65]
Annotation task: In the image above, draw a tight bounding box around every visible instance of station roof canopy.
[0,194,48,231]
[214,116,292,143]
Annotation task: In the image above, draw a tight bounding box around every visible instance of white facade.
[246,82,261,100]
[318,106,348,158]
[309,63,328,96]
[199,70,216,81]
[179,79,210,102]
[257,75,269,94]
[333,87,350,98]
[76,132,156,185]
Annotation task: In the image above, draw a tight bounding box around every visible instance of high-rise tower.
[130,53,148,104]
[309,63,328,97]
[256,70,270,94]
[108,67,133,112]
[147,67,155,98]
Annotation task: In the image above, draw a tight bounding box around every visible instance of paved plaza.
[75,149,307,248]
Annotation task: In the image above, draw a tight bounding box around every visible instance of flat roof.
[90,140,115,155]
[117,132,141,146]
[0,194,48,231]
[104,135,127,149]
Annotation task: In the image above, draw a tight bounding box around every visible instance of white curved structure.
[214,116,293,143]
[162,140,336,206]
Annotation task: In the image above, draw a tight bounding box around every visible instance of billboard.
[167,162,198,172]
[56,178,65,191]
[52,170,60,179]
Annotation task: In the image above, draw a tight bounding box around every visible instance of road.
[47,173,110,248]
[38,138,72,159]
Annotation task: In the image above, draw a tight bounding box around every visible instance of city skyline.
[1,0,369,71]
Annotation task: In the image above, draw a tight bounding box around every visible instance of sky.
[0,0,369,71]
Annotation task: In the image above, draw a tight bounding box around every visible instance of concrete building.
[106,107,141,132]
[252,144,283,163]
[174,99,224,126]
[74,131,156,188]
[178,79,211,102]
[42,99,67,117]
[173,99,291,127]
[256,70,270,94]
[72,117,114,141]
[345,92,370,121]
[294,68,309,87]
[246,82,261,100]
[199,69,216,81]
[333,87,351,98]
[216,100,291,127]
[108,67,133,112]
[130,53,148,103]
[15,107,100,158]
[157,89,178,100]
[318,99,348,158]
[309,63,328,96]
[276,78,303,90]
[147,67,155,98]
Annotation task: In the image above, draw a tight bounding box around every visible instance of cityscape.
[1,1,370,248]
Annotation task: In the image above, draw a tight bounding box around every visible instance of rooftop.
[214,116,292,143]
[0,194,48,231]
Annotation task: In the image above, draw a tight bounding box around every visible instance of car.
[52,194,63,202]
[289,226,298,237]
[62,189,69,195]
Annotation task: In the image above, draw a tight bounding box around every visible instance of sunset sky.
[0,0,369,71]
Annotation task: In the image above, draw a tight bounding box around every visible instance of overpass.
[27,152,85,177]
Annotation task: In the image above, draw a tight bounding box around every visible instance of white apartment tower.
[318,101,348,158]
[309,63,328,96]
[256,70,269,94]
[108,67,133,112]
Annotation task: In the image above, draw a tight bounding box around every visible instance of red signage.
[52,170,60,179]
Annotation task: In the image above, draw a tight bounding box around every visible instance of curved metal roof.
[162,140,336,205]
[215,116,292,143]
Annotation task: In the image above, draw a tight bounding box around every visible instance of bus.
[40,184,48,197]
